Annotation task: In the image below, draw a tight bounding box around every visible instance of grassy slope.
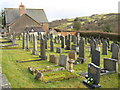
[54,13,117,32]
[1,39,119,88]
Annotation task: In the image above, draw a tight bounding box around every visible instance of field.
[1,38,119,88]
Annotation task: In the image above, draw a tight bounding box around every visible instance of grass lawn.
[1,38,119,88]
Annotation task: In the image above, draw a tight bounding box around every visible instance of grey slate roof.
[4,8,48,24]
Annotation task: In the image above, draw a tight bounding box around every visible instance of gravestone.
[32,34,38,55]
[22,32,26,49]
[59,55,69,69]
[73,35,77,44]
[65,35,68,45]
[54,36,57,43]
[57,35,60,44]
[104,58,118,72]
[50,40,54,52]
[90,39,96,56]
[71,44,77,50]
[65,39,71,50]
[60,36,65,48]
[106,38,110,48]
[56,47,62,53]
[50,34,53,40]
[92,50,100,66]
[112,44,119,59]
[12,32,16,44]
[49,55,59,64]
[39,38,47,60]
[102,40,108,55]
[110,43,115,52]
[83,63,101,88]
[77,38,85,63]
[43,35,48,49]
[25,33,29,50]
[68,51,76,60]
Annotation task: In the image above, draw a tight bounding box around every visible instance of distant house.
[3,3,49,34]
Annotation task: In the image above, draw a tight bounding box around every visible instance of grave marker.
[39,38,47,60]
[59,55,69,69]
[102,40,108,55]
[83,63,101,88]
[32,34,38,55]
[92,50,100,66]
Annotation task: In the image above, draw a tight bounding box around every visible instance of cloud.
[0,0,119,21]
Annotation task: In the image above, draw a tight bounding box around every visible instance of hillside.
[49,13,118,33]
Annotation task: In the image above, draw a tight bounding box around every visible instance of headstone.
[90,39,96,56]
[32,34,38,55]
[50,34,53,40]
[25,33,29,50]
[60,36,65,48]
[49,55,59,64]
[39,38,47,60]
[71,44,77,50]
[68,51,76,60]
[65,39,71,50]
[92,50,100,66]
[56,47,62,53]
[43,35,48,49]
[102,40,108,55]
[77,38,85,63]
[73,35,77,44]
[59,55,69,69]
[104,58,118,72]
[50,40,54,52]
[83,63,101,88]
[22,32,26,49]
[112,44,119,59]
[12,32,16,44]
[110,43,115,52]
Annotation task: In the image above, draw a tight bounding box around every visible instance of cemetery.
[0,2,120,89]
[1,31,120,88]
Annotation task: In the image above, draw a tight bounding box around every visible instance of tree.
[73,18,81,30]
[103,24,112,32]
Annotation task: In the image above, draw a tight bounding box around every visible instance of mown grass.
[1,38,119,88]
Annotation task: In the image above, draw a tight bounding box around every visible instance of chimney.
[19,3,25,16]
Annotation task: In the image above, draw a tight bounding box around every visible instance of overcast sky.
[0,0,119,22]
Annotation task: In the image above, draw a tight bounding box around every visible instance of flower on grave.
[87,77,95,85]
